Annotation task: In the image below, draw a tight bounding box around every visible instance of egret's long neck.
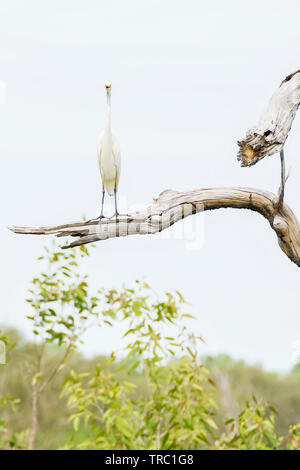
[105,92,111,134]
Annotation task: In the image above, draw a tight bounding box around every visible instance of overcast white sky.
[1,0,300,371]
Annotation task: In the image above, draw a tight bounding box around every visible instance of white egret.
[91,83,121,221]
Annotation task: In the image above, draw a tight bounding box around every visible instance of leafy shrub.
[1,242,300,450]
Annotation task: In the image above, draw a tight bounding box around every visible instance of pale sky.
[1,0,300,371]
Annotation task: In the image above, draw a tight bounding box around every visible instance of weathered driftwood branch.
[238,69,300,167]
[9,187,300,267]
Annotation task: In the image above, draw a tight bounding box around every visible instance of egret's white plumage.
[96,83,121,218]
[98,132,120,196]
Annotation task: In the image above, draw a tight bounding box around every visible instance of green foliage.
[0,397,28,449]
[62,286,217,449]
[26,241,98,348]
[1,242,300,450]
[215,398,300,450]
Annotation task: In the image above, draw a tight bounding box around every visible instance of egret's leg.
[87,190,105,223]
[114,188,119,220]
[100,190,105,219]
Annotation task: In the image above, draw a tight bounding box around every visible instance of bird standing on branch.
[91,83,121,221]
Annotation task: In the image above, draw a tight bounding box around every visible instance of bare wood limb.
[28,381,38,450]
[39,343,72,395]
[9,187,300,267]
[276,148,286,209]
[237,70,300,167]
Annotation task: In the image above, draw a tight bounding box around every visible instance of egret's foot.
[109,212,128,220]
[108,213,119,220]
[86,215,105,224]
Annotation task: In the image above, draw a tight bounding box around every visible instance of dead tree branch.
[9,70,300,267]
[9,187,300,267]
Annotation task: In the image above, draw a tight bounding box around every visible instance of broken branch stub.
[237,70,300,167]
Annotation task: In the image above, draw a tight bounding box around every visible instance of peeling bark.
[237,70,300,167]
[9,187,300,267]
